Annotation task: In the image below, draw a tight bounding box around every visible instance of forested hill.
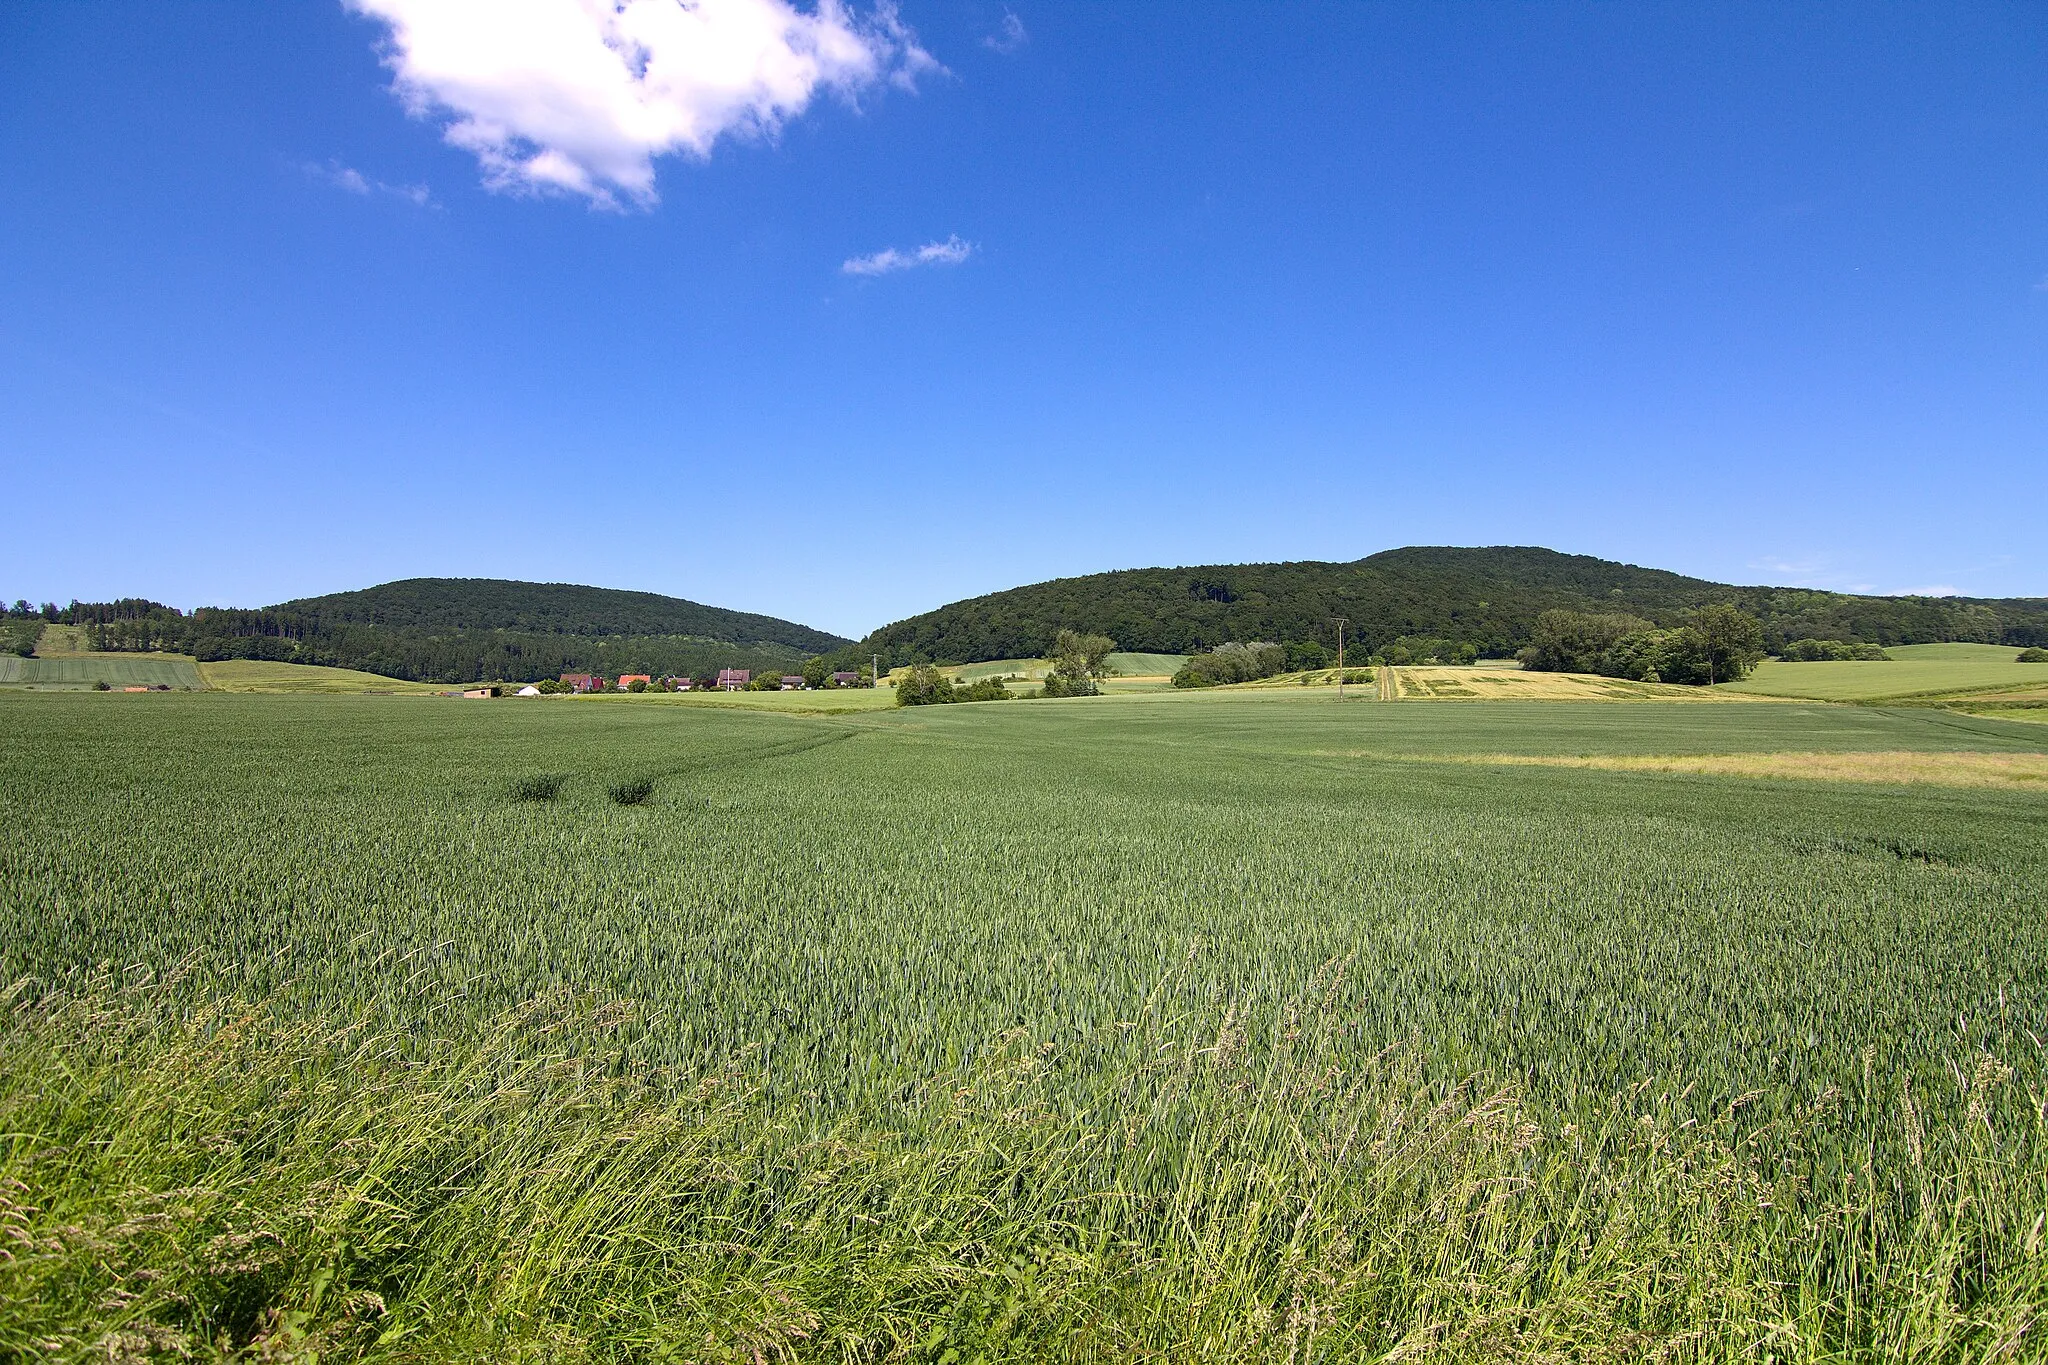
[846,546,2048,666]
[277,579,846,653]
[49,579,847,684]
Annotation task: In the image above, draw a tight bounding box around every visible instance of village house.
[780,674,804,690]
[616,674,652,690]
[559,672,601,693]
[831,671,859,687]
[716,668,749,690]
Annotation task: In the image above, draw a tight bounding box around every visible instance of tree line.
[1517,604,1765,684]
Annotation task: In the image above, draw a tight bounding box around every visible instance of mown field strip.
[1343,748,2048,788]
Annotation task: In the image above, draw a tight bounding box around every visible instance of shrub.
[898,667,1014,706]
[509,773,566,802]
[954,677,1013,703]
[2019,648,2048,663]
[896,663,957,706]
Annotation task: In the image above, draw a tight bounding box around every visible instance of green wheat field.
[3,690,2045,1361]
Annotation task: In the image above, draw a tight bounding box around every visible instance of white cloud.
[2035,274,2048,292]
[984,10,1027,53]
[841,234,973,275]
[348,0,938,209]
[327,164,372,194]
[303,159,436,206]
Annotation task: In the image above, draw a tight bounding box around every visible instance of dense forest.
[4,581,841,684]
[835,546,2048,667]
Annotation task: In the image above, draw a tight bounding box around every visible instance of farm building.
[515,685,541,696]
[461,686,500,699]
[781,675,805,690]
[717,669,750,690]
[831,671,860,687]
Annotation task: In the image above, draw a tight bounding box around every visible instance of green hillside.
[276,578,845,653]
[845,546,2048,667]
[45,580,847,686]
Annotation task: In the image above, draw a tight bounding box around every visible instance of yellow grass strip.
[1404,750,2048,789]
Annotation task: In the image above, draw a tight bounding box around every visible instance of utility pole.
[873,654,881,690]
[1330,617,1348,701]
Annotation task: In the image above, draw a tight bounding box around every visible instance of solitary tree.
[1688,603,1766,684]
[1043,629,1115,697]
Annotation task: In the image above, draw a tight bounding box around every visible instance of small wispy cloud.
[1749,555,1825,580]
[304,159,435,207]
[984,10,1027,53]
[2034,274,2048,292]
[1893,584,1960,598]
[841,234,974,276]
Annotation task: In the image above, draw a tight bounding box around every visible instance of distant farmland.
[1722,641,2044,701]
[0,653,203,689]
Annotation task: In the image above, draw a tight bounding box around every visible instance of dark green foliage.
[509,773,567,802]
[1521,605,1766,685]
[838,546,2048,667]
[92,679,110,691]
[274,578,846,650]
[2020,648,2048,663]
[57,580,844,685]
[1518,611,1657,674]
[4,619,40,657]
[1780,639,1891,662]
[1172,641,1287,688]
[607,778,655,806]
[1378,635,1477,666]
[1285,640,1329,670]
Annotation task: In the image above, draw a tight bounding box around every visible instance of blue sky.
[2,2,2043,638]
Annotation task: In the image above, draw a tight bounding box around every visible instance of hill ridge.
[273,577,848,652]
[841,545,2048,666]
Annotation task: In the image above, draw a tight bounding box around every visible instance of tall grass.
[3,967,2043,1362]
[4,695,2047,1358]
